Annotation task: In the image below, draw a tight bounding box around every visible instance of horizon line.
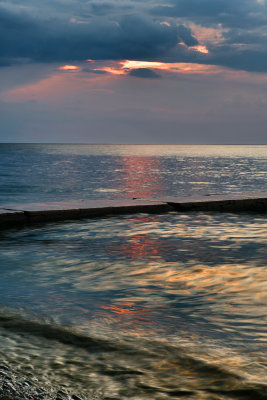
[1,142,267,146]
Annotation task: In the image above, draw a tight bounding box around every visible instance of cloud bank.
[0,0,267,72]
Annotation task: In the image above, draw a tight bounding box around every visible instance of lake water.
[0,144,267,399]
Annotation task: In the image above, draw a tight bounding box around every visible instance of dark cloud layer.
[177,25,198,46]
[206,47,267,73]
[151,0,267,29]
[0,7,183,64]
[1,0,267,72]
[150,0,267,72]
[129,68,161,78]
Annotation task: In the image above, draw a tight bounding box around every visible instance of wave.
[0,311,118,353]
[1,309,267,399]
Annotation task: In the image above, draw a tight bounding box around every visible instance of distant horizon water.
[0,143,266,206]
[1,142,267,145]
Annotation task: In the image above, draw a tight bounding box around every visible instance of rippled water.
[0,144,267,398]
[0,144,266,204]
[0,212,267,399]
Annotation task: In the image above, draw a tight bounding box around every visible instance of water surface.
[0,144,266,205]
[0,212,266,399]
[0,144,267,399]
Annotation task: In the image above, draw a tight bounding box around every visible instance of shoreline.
[0,365,84,400]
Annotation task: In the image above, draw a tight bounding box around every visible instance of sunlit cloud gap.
[94,67,125,75]
[59,65,80,71]
[187,45,209,54]
[92,60,224,75]
[179,43,209,54]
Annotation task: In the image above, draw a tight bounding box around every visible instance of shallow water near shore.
[0,212,267,399]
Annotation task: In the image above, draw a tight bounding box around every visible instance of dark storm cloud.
[152,0,267,72]
[90,2,115,15]
[202,23,267,72]
[205,46,267,73]
[1,0,267,73]
[129,68,161,78]
[222,28,267,46]
[89,2,133,15]
[0,58,12,66]
[0,7,185,64]
[151,0,267,29]
[177,25,198,46]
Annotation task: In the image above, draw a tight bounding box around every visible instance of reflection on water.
[117,155,165,198]
[0,212,267,398]
[0,144,266,204]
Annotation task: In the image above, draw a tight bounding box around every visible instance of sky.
[1,0,267,143]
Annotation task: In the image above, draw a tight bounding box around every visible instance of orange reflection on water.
[102,302,147,316]
[98,301,157,330]
[107,235,161,258]
[117,155,165,198]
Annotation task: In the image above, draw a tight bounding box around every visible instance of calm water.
[0,144,267,399]
[0,144,266,204]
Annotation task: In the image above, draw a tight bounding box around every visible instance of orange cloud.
[87,59,225,76]
[179,42,209,54]
[3,57,264,104]
[189,45,209,54]
[160,21,171,27]
[122,60,166,70]
[58,65,80,71]
[121,60,222,75]
[92,66,126,75]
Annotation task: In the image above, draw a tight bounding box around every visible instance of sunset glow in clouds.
[58,65,81,71]
[1,0,267,143]
[87,59,224,76]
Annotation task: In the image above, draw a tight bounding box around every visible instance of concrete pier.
[0,199,172,229]
[0,191,267,229]
[162,191,267,212]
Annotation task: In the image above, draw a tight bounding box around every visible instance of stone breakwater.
[0,192,267,229]
[0,365,84,400]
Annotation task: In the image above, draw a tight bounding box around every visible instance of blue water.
[0,144,267,399]
[0,144,266,205]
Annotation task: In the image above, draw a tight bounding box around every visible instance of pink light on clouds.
[121,60,223,75]
[2,74,80,102]
[92,67,126,75]
[179,42,209,54]
[1,69,113,102]
[90,60,222,76]
[85,59,226,76]
[58,65,80,71]
[188,45,209,54]
[189,23,227,45]
[122,60,166,69]
[2,57,265,106]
